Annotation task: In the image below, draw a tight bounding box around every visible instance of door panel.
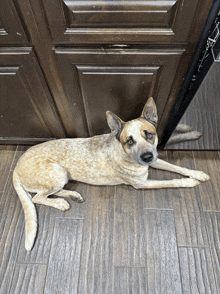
[44,0,205,44]
[0,0,28,44]
[55,48,184,137]
[63,0,176,28]
[0,48,65,142]
[77,65,159,135]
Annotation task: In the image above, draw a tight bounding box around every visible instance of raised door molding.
[43,0,211,44]
[63,0,176,30]
[0,48,65,142]
[54,48,184,137]
[0,0,28,44]
[77,65,160,135]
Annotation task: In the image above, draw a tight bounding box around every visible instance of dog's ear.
[141,97,158,127]
[106,111,124,139]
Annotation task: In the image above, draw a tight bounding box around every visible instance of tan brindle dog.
[13,97,210,250]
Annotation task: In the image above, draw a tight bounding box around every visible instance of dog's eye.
[127,139,134,145]
[126,137,134,146]
[144,130,153,140]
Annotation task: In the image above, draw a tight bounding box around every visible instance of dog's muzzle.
[141,152,154,163]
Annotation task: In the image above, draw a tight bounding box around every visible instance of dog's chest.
[118,163,149,185]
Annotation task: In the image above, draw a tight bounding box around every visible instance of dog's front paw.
[179,178,200,188]
[189,170,210,182]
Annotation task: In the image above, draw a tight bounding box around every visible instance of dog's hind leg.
[166,131,202,145]
[175,124,193,132]
[32,193,70,210]
[54,189,84,203]
[30,162,71,210]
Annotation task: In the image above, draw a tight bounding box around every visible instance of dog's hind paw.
[76,197,84,203]
[53,198,70,211]
[189,131,203,140]
[70,192,84,203]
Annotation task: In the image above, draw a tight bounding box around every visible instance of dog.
[13,97,210,250]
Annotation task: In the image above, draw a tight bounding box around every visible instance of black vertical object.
[159,0,220,148]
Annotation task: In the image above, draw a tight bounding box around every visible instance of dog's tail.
[13,170,37,251]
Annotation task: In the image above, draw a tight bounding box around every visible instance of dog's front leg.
[133,178,200,189]
[150,159,210,182]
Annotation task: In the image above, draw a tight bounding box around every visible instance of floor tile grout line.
[144,208,173,211]
[203,211,220,292]
[76,218,85,294]
[55,217,84,220]
[203,210,220,213]
[112,185,117,294]
[7,211,25,294]
[2,175,12,194]
[171,199,185,294]
[15,262,48,265]
[42,213,58,294]
[177,245,210,249]
[2,168,13,195]
[141,187,150,294]
[2,145,19,194]
[76,185,91,294]
[113,266,149,269]
[9,144,19,172]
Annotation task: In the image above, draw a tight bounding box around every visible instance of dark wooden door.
[0,48,65,143]
[0,0,213,142]
[0,0,66,143]
[0,0,27,44]
[41,0,212,139]
[54,47,184,137]
[44,0,209,44]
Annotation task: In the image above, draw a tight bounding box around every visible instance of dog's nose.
[141,152,153,163]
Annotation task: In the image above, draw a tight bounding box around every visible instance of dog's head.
[106,97,158,166]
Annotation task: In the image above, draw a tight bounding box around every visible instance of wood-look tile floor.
[1,145,220,293]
